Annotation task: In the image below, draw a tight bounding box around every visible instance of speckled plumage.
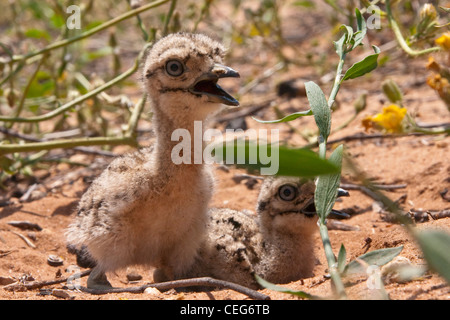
[182,177,319,289]
[66,33,239,289]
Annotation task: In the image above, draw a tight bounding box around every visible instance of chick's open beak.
[189,63,240,106]
[328,188,350,219]
[300,188,351,219]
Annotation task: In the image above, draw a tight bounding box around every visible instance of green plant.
[249,9,389,298]
[0,0,177,184]
[251,7,450,299]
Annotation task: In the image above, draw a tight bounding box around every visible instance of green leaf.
[82,47,113,62]
[275,146,339,177]
[26,70,55,99]
[24,29,51,42]
[415,230,450,285]
[337,244,347,274]
[355,8,366,33]
[314,144,343,222]
[292,1,315,8]
[352,8,367,49]
[334,9,369,57]
[334,33,347,58]
[50,12,65,29]
[341,45,380,81]
[86,20,104,30]
[343,246,404,275]
[252,109,312,123]
[0,156,15,175]
[255,274,317,299]
[305,81,331,141]
[340,25,354,45]
[213,141,339,177]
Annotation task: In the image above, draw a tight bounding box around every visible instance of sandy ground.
[1,72,449,300]
[0,1,449,302]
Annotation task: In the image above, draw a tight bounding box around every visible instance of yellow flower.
[361,116,374,131]
[427,73,450,109]
[425,56,440,73]
[427,73,449,92]
[362,104,407,133]
[435,32,450,51]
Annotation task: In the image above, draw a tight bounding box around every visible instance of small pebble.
[52,289,74,299]
[144,287,162,297]
[47,255,64,267]
[126,271,142,282]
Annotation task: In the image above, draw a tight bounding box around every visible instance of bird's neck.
[151,101,211,169]
[261,227,316,259]
[260,227,316,279]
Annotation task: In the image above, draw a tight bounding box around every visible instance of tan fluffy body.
[66,33,237,287]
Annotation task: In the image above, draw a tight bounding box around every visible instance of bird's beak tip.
[213,63,240,79]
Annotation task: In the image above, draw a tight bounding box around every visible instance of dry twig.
[7,220,42,231]
[3,270,92,291]
[10,231,36,248]
[79,277,270,300]
[215,98,274,123]
[326,219,360,231]
[3,270,269,300]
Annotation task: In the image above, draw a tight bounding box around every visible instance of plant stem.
[0,64,133,122]
[0,43,151,123]
[13,54,48,121]
[318,222,347,299]
[412,127,450,135]
[273,106,311,143]
[0,61,25,88]
[5,0,170,64]
[162,0,178,35]
[313,47,349,299]
[385,0,440,57]
[0,136,136,156]
[328,57,345,109]
[318,136,327,159]
[0,38,152,155]
[316,135,346,299]
[0,93,148,157]
[332,112,358,134]
[126,95,147,137]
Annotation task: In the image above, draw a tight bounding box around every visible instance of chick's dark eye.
[278,185,297,201]
[166,60,184,76]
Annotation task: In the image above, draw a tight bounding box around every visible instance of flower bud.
[353,92,367,113]
[420,4,437,21]
[382,79,403,104]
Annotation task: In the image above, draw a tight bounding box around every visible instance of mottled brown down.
[182,177,319,289]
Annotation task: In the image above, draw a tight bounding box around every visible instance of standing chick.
[66,33,239,289]
[184,177,348,289]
